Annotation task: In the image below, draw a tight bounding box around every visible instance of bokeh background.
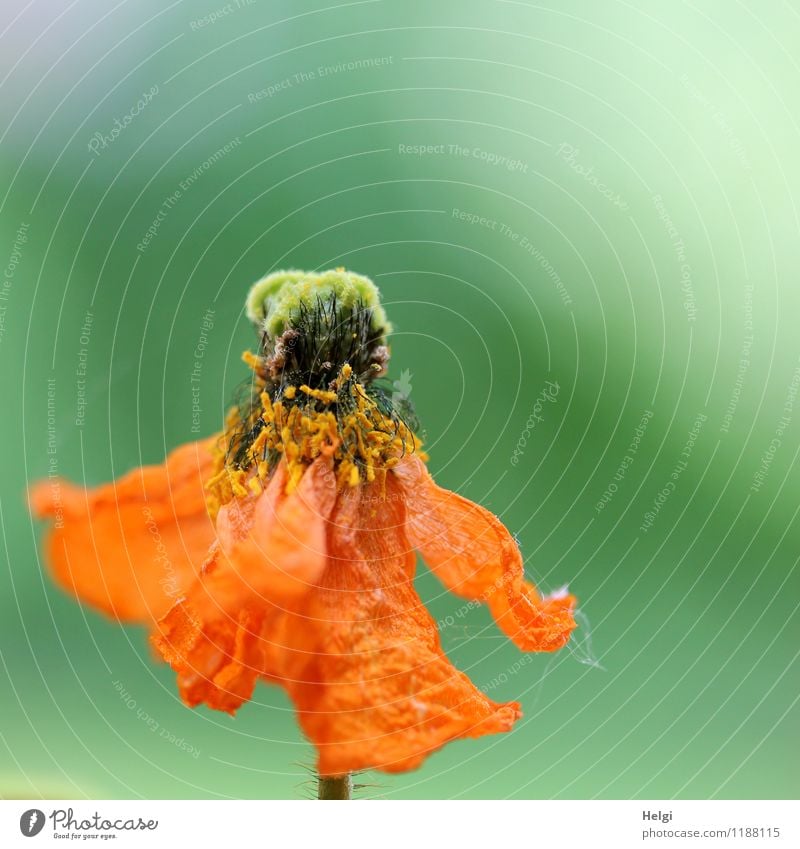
[1,0,798,800]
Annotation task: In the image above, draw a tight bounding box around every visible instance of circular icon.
[19,809,45,837]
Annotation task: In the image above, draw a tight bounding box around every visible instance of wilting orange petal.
[152,458,337,712]
[29,438,218,623]
[395,456,577,652]
[203,458,337,614]
[274,475,521,775]
[153,599,266,714]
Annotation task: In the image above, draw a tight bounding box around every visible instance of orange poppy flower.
[30,269,576,778]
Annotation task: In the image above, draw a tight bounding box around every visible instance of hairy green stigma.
[246,268,391,339]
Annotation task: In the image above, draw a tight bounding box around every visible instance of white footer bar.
[1,799,797,848]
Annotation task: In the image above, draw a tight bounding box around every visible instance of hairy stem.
[318,773,352,800]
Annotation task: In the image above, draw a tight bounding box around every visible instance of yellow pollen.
[205,359,424,511]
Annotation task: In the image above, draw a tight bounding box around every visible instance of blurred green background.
[1,0,798,800]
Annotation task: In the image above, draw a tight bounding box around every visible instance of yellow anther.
[229,469,249,498]
[349,465,360,487]
[242,350,261,370]
[299,384,337,404]
[250,428,267,458]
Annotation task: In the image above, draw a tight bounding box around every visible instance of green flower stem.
[318,773,352,800]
